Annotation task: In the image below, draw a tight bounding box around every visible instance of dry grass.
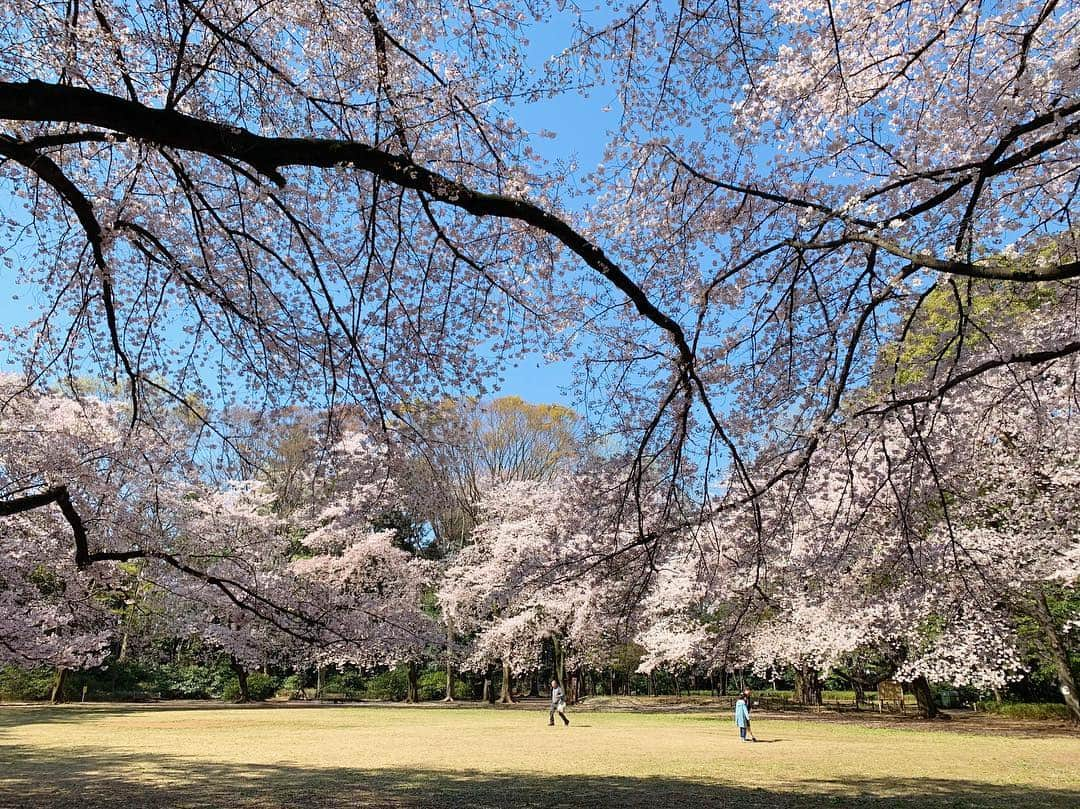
[0,703,1077,807]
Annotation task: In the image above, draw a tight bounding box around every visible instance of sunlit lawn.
[1,703,1077,807]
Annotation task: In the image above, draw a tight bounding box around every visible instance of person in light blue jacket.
[734,688,756,742]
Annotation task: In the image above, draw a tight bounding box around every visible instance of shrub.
[145,663,234,699]
[0,666,56,701]
[417,670,469,701]
[975,701,1073,720]
[220,672,279,702]
[280,673,306,695]
[362,667,408,701]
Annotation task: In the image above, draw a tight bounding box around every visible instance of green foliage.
[220,672,279,702]
[1011,585,1080,701]
[878,278,1059,390]
[86,661,234,700]
[280,673,306,694]
[975,701,1073,720]
[322,667,366,696]
[153,664,234,699]
[372,508,427,556]
[417,670,469,701]
[361,667,408,700]
[27,564,65,596]
[0,666,56,700]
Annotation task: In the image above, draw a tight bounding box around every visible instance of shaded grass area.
[1,704,1077,808]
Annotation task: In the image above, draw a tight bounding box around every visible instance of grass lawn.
[0,703,1077,807]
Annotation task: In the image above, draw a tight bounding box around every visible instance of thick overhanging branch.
[0,484,416,646]
[790,233,1080,283]
[856,339,1080,416]
[0,79,696,387]
[0,485,89,555]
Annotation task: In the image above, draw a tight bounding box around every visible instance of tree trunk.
[909,675,939,718]
[229,657,250,703]
[499,659,514,703]
[720,669,729,695]
[552,636,567,691]
[442,618,456,702]
[443,654,456,701]
[116,579,140,664]
[406,660,419,703]
[50,667,68,704]
[853,678,866,708]
[117,628,130,664]
[482,664,496,703]
[794,666,823,705]
[647,671,654,697]
[316,664,324,699]
[1033,588,1080,723]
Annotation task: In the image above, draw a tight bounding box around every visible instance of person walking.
[549,679,569,726]
[735,688,756,741]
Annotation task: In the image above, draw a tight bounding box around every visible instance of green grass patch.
[0,704,1076,807]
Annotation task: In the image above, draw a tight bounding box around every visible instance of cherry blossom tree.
[439,471,656,702]
[2,1,1076,536]
[287,430,439,700]
[0,374,181,698]
[2,1,1079,710]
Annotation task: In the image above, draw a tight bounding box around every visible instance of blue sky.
[0,12,622,411]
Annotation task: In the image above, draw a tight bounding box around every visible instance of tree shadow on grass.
[0,702,270,730]
[0,701,403,730]
[0,743,1076,809]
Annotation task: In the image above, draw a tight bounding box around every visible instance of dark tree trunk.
[229,657,250,702]
[853,678,866,707]
[910,675,939,718]
[499,659,514,703]
[482,664,496,703]
[50,667,68,704]
[720,669,729,695]
[794,666,822,705]
[406,660,419,703]
[552,636,567,691]
[1033,588,1080,723]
